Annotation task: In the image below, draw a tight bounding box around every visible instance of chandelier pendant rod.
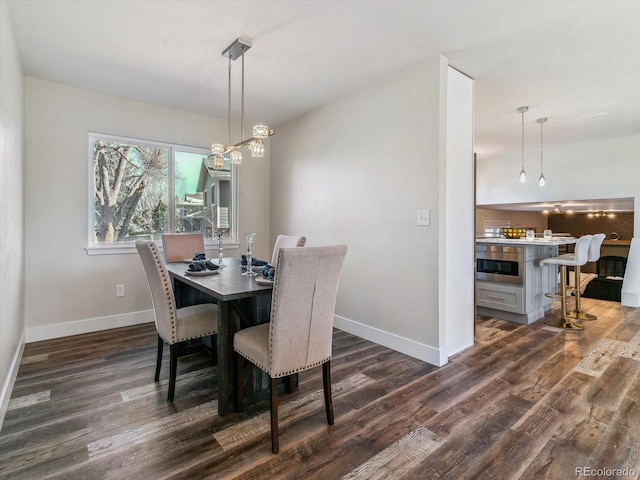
[241,49,245,142]
[227,57,231,148]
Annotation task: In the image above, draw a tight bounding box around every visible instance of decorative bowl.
[501,226,527,239]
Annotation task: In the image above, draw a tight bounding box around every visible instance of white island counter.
[476,237,576,324]
[476,237,576,246]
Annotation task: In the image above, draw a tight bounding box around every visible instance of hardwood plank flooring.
[2,298,640,479]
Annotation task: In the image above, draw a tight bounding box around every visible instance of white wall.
[443,67,474,357]
[23,78,271,339]
[0,0,26,428]
[271,55,469,366]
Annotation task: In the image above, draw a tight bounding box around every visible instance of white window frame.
[86,132,240,255]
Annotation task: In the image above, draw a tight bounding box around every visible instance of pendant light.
[517,106,528,182]
[537,117,547,186]
[208,38,273,170]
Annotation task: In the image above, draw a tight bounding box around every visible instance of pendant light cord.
[521,111,525,170]
[539,121,544,174]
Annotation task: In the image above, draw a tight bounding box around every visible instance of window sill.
[85,242,241,256]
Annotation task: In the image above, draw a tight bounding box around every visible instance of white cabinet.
[477,282,523,313]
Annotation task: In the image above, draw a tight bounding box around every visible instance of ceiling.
[5,1,640,163]
[479,197,635,213]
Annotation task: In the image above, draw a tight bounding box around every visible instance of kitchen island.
[476,237,576,324]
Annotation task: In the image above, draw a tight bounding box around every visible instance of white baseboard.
[622,291,640,308]
[446,340,474,358]
[0,329,25,432]
[334,315,448,367]
[25,310,154,343]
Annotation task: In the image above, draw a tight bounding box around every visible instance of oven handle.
[476,254,522,261]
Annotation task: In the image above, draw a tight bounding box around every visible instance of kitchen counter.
[476,239,569,324]
[476,237,576,246]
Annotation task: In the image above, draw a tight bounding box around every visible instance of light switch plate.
[417,209,430,226]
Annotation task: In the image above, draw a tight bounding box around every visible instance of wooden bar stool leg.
[545,265,584,330]
[567,265,597,321]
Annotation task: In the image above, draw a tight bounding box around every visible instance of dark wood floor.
[2,298,640,479]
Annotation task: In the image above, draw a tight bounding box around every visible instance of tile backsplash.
[547,212,633,240]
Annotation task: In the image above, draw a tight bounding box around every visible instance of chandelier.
[208,38,273,170]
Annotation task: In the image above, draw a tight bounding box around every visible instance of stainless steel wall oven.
[476,245,524,285]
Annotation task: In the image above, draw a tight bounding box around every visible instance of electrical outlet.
[116,284,125,297]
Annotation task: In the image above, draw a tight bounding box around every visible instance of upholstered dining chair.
[234,244,348,453]
[270,234,306,267]
[136,239,218,402]
[162,233,205,263]
[162,233,216,307]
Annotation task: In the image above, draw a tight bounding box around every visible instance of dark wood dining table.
[165,258,281,415]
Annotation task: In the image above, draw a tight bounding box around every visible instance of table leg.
[216,301,240,415]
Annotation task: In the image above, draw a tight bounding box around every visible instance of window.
[87,133,237,254]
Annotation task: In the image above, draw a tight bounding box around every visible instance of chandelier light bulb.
[211,143,225,155]
[253,124,269,139]
[250,140,264,158]
[230,148,242,165]
[538,173,546,186]
[213,154,224,170]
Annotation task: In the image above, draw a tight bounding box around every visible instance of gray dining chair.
[161,233,205,263]
[234,244,348,453]
[270,234,306,267]
[136,239,218,402]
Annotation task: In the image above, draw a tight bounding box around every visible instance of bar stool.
[540,235,592,330]
[567,233,606,321]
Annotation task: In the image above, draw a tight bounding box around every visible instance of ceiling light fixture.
[543,204,573,215]
[208,38,273,170]
[537,117,547,186]
[517,106,528,182]
[588,210,615,218]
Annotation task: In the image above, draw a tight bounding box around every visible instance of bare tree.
[94,141,168,242]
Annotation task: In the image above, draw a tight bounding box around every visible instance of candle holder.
[242,232,257,276]
[214,228,229,268]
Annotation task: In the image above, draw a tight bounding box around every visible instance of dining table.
[165,257,288,415]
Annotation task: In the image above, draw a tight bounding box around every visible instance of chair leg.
[270,376,279,454]
[155,335,163,382]
[235,353,244,413]
[285,375,295,394]
[567,266,597,321]
[168,344,178,402]
[322,361,335,425]
[545,265,584,330]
